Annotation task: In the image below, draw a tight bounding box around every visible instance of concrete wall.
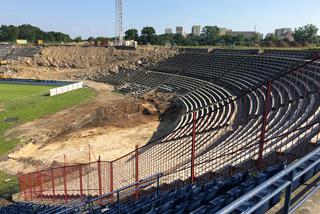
[49,82,83,96]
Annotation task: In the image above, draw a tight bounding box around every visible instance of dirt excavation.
[0,45,180,174]
[1,45,178,80]
[0,81,178,174]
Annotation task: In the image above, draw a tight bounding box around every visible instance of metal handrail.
[53,173,163,214]
[216,143,320,214]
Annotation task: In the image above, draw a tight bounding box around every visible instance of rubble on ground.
[1,46,178,80]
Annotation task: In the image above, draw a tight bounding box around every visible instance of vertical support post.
[191,111,197,183]
[63,155,68,203]
[24,175,29,201]
[117,191,120,213]
[243,95,247,121]
[79,165,83,196]
[51,168,55,202]
[29,173,33,201]
[98,156,102,196]
[135,145,139,199]
[18,175,23,201]
[88,144,91,163]
[36,165,43,201]
[21,175,27,201]
[18,175,22,191]
[109,162,114,202]
[156,174,160,197]
[258,81,272,169]
[284,171,294,214]
[110,162,114,193]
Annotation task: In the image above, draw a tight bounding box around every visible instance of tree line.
[0,24,319,47]
[0,24,71,43]
[125,24,320,47]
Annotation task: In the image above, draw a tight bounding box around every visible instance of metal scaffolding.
[115,0,123,45]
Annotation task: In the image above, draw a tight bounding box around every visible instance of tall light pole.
[115,0,123,45]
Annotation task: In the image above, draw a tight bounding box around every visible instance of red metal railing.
[18,56,320,203]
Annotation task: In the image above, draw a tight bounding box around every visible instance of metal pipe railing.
[54,173,163,214]
[216,144,320,214]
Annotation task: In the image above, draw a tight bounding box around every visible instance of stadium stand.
[5,46,41,60]
[0,45,41,60]
[7,49,320,213]
[211,49,260,55]
[262,49,319,59]
[0,44,14,59]
[180,48,210,53]
[7,148,320,214]
[0,201,65,214]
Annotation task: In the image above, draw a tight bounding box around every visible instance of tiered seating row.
[0,45,13,59]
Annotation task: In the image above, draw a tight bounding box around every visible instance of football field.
[0,82,95,197]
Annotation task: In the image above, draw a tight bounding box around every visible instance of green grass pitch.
[0,83,96,197]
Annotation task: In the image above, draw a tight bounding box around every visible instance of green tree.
[264,34,278,43]
[0,25,19,42]
[74,36,83,42]
[0,24,72,43]
[125,29,138,41]
[87,37,95,42]
[234,34,245,45]
[200,26,220,45]
[294,24,318,44]
[139,27,156,45]
[173,34,186,46]
[221,34,234,46]
[18,24,42,42]
[95,36,110,44]
[155,33,176,46]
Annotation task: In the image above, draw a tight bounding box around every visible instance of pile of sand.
[0,82,176,174]
[3,46,178,80]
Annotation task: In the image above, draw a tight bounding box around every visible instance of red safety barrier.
[135,145,139,199]
[98,157,102,196]
[17,56,320,204]
[258,81,272,169]
[191,111,197,183]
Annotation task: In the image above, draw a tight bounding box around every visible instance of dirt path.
[0,81,163,174]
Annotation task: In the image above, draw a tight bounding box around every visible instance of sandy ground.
[0,81,163,174]
[2,46,178,80]
[4,121,159,173]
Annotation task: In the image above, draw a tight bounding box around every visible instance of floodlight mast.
[115,0,123,46]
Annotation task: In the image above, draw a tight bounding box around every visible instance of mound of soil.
[2,46,178,80]
[0,82,178,174]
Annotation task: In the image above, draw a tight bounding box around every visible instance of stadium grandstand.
[2,49,320,213]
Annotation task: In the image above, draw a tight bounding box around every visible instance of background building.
[192,25,201,36]
[165,28,173,34]
[226,31,263,40]
[176,26,183,35]
[265,33,275,39]
[275,28,291,37]
[275,28,294,41]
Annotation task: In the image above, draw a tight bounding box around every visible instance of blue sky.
[1,0,319,38]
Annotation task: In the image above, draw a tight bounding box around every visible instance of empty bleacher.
[0,45,41,60]
[5,46,41,60]
[0,45,14,59]
[211,49,260,55]
[14,50,320,213]
[263,49,319,59]
[0,201,64,214]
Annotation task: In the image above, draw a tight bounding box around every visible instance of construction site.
[0,0,320,213]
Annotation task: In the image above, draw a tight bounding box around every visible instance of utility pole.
[115,0,123,45]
